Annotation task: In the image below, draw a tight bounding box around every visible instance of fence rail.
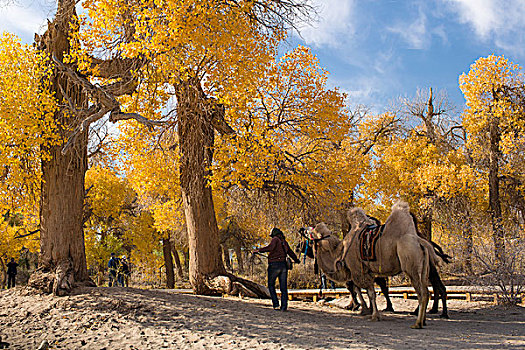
[277,286,525,304]
[168,286,524,304]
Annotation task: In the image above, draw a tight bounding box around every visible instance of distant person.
[6,258,18,289]
[119,256,130,287]
[253,228,300,311]
[108,253,120,287]
[321,274,336,290]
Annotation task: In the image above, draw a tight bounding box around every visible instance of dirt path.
[0,287,523,349]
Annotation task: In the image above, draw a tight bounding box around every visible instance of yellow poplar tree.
[84,166,136,283]
[0,33,56,284]
[213,46,357,226]
[72,0,312,294]
[459,55,525,264]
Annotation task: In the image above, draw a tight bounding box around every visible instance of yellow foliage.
[117,124,184,234]
[0,32,57,217]
[0,218,39,265]
[459,55,525,163]
[361,111,483,220]
[213,46,356,211]
[86,166,136,219]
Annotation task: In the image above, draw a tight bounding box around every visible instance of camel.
[297,229,449,318]
[364,215,449,318]
[297,211,450,319]
[314,201,433,329]
[357,213,450,319]
[296,229,394,313]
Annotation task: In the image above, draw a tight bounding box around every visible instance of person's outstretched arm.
[257,237,278,253]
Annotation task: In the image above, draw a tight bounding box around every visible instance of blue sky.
[2,0,525,114]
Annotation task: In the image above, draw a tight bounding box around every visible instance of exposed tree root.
[28,261,95,296]
[204,273,269,298]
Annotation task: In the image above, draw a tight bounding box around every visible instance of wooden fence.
[277,286,525,304]
[169,286,524,304]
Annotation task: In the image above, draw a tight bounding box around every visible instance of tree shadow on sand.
[69,287,525,350]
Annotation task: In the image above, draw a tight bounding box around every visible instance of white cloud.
[445,0,525,56]
[298,0,355,48]
[387,9,429,50]
[0,1,54,42]
[334,73,401,115]
[445,0,501,38]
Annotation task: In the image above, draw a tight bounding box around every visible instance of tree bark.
[222,245,232,271]
[0,257,6,289]
[174,77,268,297]
[488,115,505,265]
[171,246,184,280]
[175,78,226,294]
[162,238,175,289]
[28,0,93,295]
[183,249,190,271]
[234,244,244,274]
[462,222,474,274]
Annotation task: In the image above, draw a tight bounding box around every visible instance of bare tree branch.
[52,55,165,154]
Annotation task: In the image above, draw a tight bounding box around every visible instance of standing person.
[119,256,130,287]
[108,253,119,287]
[6,258,18,289]
[253,228,300,311]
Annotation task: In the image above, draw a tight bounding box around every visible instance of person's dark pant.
[109,271,117,287]
[7,274,16,288]
[268,261,288,310]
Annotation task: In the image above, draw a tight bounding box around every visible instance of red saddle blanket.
[358,224,384,261]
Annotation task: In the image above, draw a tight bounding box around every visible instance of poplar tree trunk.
[162,238,175,289]
[175,78,225,294]
[488,116,505,265]
[462,223,474,274]
[171,246,184,280]
[420,210,432,242]
[0,258,6,289]
[222,245,232,271]
[234,244,244,273]
[175,77,268,298]
[183,250,190,271]
[28,0,93,295]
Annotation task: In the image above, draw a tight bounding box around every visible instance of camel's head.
[311,222,331,240]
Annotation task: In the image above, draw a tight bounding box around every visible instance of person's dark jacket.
[108,257,119,271]
[258,235,300,263]
[7,261,18,275]
[120,260,129,274]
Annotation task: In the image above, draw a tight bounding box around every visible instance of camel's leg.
[398,241,429,329]
[429,263,448,319]
[411,262,447,318]
[345,280,361,311]
[356,286,371,315]
[428,287,440,314]
[439,285,449,319]
[428,262,439,314]
[375,277,394,312]
[410,278,429,329]
[367,286,380,321]
[414,248,429,329]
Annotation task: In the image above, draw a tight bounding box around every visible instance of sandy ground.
[0,286,524,350]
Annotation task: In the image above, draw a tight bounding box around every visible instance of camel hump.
[391,200,410,213]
